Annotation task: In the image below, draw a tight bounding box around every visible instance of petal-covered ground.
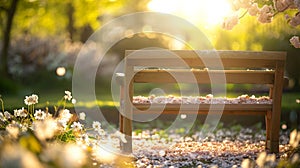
[131,126,294,168]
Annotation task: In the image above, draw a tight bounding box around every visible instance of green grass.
[1,89,299,112]
[282,91,300,111]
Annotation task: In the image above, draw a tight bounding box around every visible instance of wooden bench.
[116,50,287,153]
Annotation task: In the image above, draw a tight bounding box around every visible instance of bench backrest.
[125,50,286,85]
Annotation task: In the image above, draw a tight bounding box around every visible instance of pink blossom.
[290,36,300,48]
[221,14,239,30]
[231,0,251,10]
[274,0,293,12]
[257,5,274,23]
[248,3,259,16]
[290,13,300,27]
[295,0,300,10]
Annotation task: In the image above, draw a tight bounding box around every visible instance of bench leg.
[265,111,271,150]
[119,113,124,149]
[121,116,132,153]
[121,75,133,153]
[119,84,125,149]
[119,114,124,133]
[119,99,132,153]
[268,62,284,153]
[269,109,280,153]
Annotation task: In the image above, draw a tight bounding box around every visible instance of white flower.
[79,112,86,120]
[92,121,101,131]
[14,107,27,118]
[57,120,68,131]
[19,109,28,118]
[97,128,106,136]
[33,119,58,140]
[71,98,76,104]
[92,121,106,136]
[59,109,73,122]
[113,131,127,143]
[79,133,90,144]
[24,94,38,105]
[0,112,6,122]
[64,91,72,101]
[13,109,20,117]
[290,36,300,48]
[4,111,12,119]
[71,122,83,131]
[34,109,46,120]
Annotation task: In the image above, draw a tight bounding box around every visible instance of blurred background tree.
[0,0,299,110]
[0,0,18,82]
[0,0,151,94]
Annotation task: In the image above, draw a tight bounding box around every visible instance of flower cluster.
[222,14,239,30]
[223,0,300,48]
[64,90,72,101]
[24,94,38,106]
[0,91,130,167]
[257,5,274,23]
[290,35,300,48]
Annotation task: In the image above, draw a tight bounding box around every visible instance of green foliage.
[0,77,21,94]
[12,0,66,37]
[56,129,76,142]
[7,0,140,40]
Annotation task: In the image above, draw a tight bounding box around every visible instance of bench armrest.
[115,73,125,86]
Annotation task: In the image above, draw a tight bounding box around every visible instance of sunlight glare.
[147,0,232,27]
[56,67,66,77]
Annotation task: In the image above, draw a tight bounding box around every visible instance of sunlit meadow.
[1,0,300,167]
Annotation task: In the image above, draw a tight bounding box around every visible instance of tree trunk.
[0,0,19,78]
[66,2,75,42]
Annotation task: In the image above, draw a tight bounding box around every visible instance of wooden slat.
[133,103,272,111]
[125,50,286,60]
[133,69,275,84]
[133,110,267,115]
[132,103,271,115]
[125,50,286,68]
[269,61,285,153]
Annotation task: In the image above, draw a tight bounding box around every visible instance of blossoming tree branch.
[222,0,300,48]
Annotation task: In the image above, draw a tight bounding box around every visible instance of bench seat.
[133,103,272,115]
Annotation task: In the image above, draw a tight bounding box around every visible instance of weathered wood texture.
[118,50,287,153]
